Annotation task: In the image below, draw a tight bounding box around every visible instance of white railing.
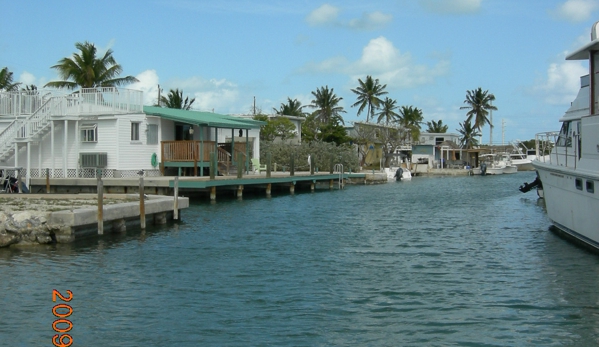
[0,120,23,158]
[535,131,578,168]
[0,87,143,118]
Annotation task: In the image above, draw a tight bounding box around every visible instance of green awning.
[143,106,265,129]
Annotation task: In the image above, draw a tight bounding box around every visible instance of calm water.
[2,172,599,346]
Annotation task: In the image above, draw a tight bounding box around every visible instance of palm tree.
[159,89,196,110]
[307,86,346,124]
[460,88,497,143]
[44,41,138,89]
[273,97,307,117]
[398,105,423,142]
[425,119,448,133]
[351,75,387,123]
[457,121,481,149]
[0,67,21,91]
[376,97,399,125]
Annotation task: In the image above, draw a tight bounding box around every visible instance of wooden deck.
[160,140,249,175]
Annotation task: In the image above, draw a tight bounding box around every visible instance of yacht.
[510,140,535,171]
[530,22,599,250]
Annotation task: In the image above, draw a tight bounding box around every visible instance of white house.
[0,88,264,187]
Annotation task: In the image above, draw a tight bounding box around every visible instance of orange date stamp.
[52,290,73,347]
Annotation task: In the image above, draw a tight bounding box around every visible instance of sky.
[2,0,599,144]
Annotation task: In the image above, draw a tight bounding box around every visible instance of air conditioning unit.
[80,152,108,168]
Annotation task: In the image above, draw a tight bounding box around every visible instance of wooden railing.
[161,140,247,164]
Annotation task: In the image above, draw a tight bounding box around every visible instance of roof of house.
[143,106,266,129]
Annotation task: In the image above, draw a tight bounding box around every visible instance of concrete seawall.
[0,194,189,247]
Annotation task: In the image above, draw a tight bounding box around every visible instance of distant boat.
[509,140,535,171]
[385,167,412,181]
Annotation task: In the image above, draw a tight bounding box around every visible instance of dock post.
[266,152,272,178]
[310,155,315,176]
[329,179,334,189]
[173,176,179,220]
[237,185,243,198]
[45,168,50,193]
[310,181,315,192]
[139,176,146,230]
[290,154,295,176]
[210,186,216,200]
[97,169,104,235]
[290,182,295,194]
[266,183,271,197]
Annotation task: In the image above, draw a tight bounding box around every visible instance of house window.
[147,124,158,144]
[575,178,583,190]
[131,122,140,141]
[81,124,97,142]
[587,180,595,193]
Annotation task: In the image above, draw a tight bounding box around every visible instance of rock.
[0,232,19,247]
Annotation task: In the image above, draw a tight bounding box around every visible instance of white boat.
[384,167,412,181]
[510,140,536,171]
[530,21,599,251]
[478,153,516,175]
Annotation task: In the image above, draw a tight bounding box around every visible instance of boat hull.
[534,161,599,250]
[503,165,518,174]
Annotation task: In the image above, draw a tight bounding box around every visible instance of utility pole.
[489,100,493,146]
[253,96,256,116]
[157,84,161,107]
[502,119,505,146]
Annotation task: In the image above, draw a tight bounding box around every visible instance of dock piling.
[97,170,104,235]
[173,176,179,220]
[140,176,146,230]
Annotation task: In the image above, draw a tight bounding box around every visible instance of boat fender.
[151,153,158,167]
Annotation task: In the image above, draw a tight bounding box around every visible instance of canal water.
[2,172,599,346]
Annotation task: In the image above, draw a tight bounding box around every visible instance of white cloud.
[551,0,599,22]
[306,4,391,30]
[348,11,393,30]
[534,60,587,105]
[419,0,482,14]
[19,71,36,86]
[350,37,450,89]
[128,69,160,105]
[306,4,339,26]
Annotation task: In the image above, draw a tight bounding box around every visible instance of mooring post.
[290,182,295,194]
[266,183,271,197]
[237,153,243,179]
[45,168,50,193]
[310,181,315,192]
[290,154,295,177]
[97,169,104,235]
[210,186,216,200]
[139,176,146,230]
[310,155,315,176]
[173,176,179,220]
[237,185,243,198]
[266,152,272,178]
[329,179,334,189]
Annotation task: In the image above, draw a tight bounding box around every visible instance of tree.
[44,41,138,89]
[159,88,195,110]
[398,105,423,142]
[318,115,351,145]
[0,67,21,91]
[425,119,448,133]
[270,117,297,142]
[351,75,387,123]
[457,121,481,149]
[307,86,346,124]
[376,97,399,125]
[273,97,307,118]
[460,88,497,143]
